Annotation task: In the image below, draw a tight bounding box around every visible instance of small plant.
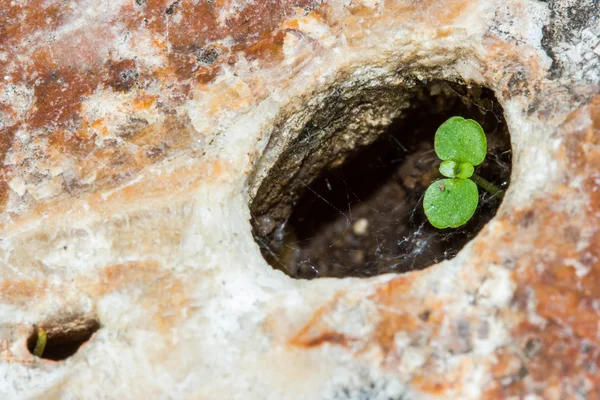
[33,325,47,358]
[424,116,504,229]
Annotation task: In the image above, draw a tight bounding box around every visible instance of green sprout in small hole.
[424,116,504,229]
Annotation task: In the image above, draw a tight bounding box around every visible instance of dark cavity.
[252,81,511,279]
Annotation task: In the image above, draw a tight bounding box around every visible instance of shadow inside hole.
[27,318,100,361]
[255,81,512,279]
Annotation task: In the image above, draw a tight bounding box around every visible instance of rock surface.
[1,0,599,398]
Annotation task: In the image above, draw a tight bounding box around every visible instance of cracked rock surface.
[1,0,599,398]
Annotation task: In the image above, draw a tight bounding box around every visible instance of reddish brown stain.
[485,348,527,398]
[124,0,313,83]
[493,320,600,399]
[410,370,463,397]
[106,59,139,92]
[245,30,287,65]
[161,1,220,47]
[368,277,424,354]
[532,283,600,342]
[0,280,48,301]
[93,261,163,295]
[0,125,18,210]
[482,96,600,398]
[221,0,312,44]
[298,332,355,348]
[47,129,95,159]
[91,261,189,334]
[31,70,93,129]
[0,179,9,211]
[167,47,221,82]
[289,292,358,348]
[0,1,72,49]
[3,0,317,132]
[290,275,427,357]
[26,45,103,129]
[517,209,535,228]
[592,98,600,131]
[0,0,326,214]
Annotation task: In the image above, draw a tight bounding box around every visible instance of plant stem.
[470,174,504,199]
[33,326,47,357]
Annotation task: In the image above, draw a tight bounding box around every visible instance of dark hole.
[253,81,511,279]
[27,317,100,361]
[418,310,431,322]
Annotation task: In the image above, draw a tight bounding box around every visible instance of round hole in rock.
[26,316,100,361]
[250,80,511,279]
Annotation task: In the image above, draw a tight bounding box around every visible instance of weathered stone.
[0,0,599,398]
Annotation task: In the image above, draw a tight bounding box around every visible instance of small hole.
[251,80,511,279]
[418,310,431,322]
[27,316,100,361]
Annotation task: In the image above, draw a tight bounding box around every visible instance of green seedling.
[424,117,504,229]
[33,326,47,358]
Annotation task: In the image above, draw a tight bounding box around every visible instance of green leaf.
[439,160,458,178]
[439,161,474,179]
[434,117,487,166]
[456,163,474,179]
[423,178,479,229]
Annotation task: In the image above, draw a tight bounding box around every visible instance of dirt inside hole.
[253,81,511,279]
[27,316,100,361]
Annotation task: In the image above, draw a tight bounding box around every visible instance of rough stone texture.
[0,0,599,399]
